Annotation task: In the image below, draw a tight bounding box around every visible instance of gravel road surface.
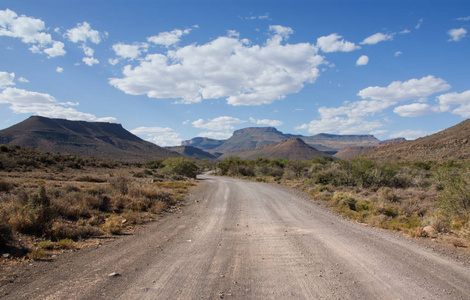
[2,174,470,299]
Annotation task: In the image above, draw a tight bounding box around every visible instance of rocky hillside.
[218,138,328,161]
[334,146,378,160]
[0,116,179,162]
[166,146,216,160]
[361,119,470,162]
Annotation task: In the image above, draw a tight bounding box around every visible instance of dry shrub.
[57,238,74,249]
[109,176,129,195]
[51,220,104,240]
[368,214,390,228]
[102,215,123,234]
[379,187,398,203]
[27,249,48,260]
[150,200,166,214]
[38,240,56,250]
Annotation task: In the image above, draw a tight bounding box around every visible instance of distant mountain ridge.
[166,146,216,160]
[0,116,179,162]
[218,138,327,161]
[183,127,398,156]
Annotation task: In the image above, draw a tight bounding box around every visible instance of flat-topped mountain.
[183,127,396,157]
[361,119,470,162]
[166,145,216,160]
[0,116,179,162]
[181,137,224,150]
[218,138,328,161]
[214,127,299,152]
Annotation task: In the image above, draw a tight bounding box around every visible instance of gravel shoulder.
[1,174,470,299]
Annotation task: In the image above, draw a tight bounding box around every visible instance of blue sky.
[0,1,469,146]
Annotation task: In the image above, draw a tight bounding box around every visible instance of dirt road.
[2,174,470,299]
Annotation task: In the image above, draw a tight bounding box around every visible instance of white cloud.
[0,71,15,88]
[81,44,94,56]
[110,27,324,106]
[268,25,293,40]
[360,32,394,45]
[415,19,424,29]
[356,55,369,66]
[227,30,240,38]
[389,129,429,140]
[112,43,147,60]
[0,87,115,121]
[147,28,192,47]
[192,116,246,131]
[358,75,451,102]
[131,126,182,146]
[394,51,402,57]
[56,67,63,73]
[447,28,467,42]
[0,9,51,44]
[316,33,360,53]
[82,57,99,66]
[0,9,65,57]
[18,77,28,83]
[393,103,438,117]
[65,22,101,44]
[108,58,119,66]
[249,117,283,126]
[456,16,470,21]
[399,29,411,34]
[296,76,452,136]
[44,41,66,58]
[437,90,470,117]
[197,131,232,140]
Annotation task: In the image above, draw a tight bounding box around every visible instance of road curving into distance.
[3,174,470,299]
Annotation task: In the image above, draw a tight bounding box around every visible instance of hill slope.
[0,116,179,162]
[218,138,328,161]
[167,146,216,160]
[361,119,470,162]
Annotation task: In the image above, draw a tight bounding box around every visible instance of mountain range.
[0,116,179,162]
[1,116,467,163]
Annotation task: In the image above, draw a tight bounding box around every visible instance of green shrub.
[162,158,198,179]
[332,192,357,211]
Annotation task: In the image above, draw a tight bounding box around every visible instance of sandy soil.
[1,174,470,299]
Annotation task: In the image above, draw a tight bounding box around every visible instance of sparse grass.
[218,156,470,245]
[0,146,196,258]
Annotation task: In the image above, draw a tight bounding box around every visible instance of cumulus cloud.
[0,71,15,88]
[360,32,394,45]
[0,9,65,57]
[147,28,193,47]
[56,67,63,73]
[448,28,467,42]
[394,51,402,57]
[192,116,246,131]
[44,41,66,58]
[18,77,29,83]
[110,27,324,106]
[65,22,101,44]
[316,33,360,53]
[358,75,451,102]
[83,57,99,66]
[112,43,147,60]
[249,117,283,127]
[0,87,115,121]
[389,129,429,140]
[356,55,369,66]
[393,103,439,117]
[296,76,452,135]
[131,127,182,146]
[437,90,470,117]
[197,131,232,140]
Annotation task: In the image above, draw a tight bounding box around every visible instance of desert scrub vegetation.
[0,145,199,258]
[217,156,470,245]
